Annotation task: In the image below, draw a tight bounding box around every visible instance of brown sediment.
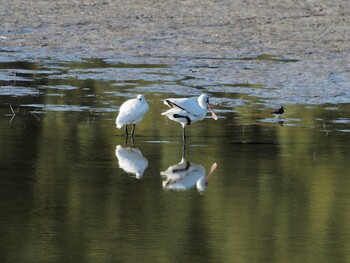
[1,0,350,104]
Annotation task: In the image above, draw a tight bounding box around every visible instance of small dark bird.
[271,106,284,118]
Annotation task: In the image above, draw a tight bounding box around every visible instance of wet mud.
[1,0,350,105]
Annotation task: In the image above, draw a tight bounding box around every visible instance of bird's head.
[137,94,145,101]
[198,94,218,120]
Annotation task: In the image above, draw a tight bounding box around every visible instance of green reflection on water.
[241,54,300,63]
[0,59,350,263]
[65,58,170,69]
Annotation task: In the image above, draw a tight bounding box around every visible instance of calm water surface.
[1,54,350,263]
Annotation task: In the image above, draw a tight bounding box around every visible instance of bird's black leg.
[131,124,136,137]
[131,124,136,146]
[182,126,186,144]
[124,135,128,147]
[182,139,186,158]
[182,127,187,156]
[125,125,129,137]
[131,136,135,147]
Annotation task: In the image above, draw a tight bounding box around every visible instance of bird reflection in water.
[277,119,284,126]
[161,151,217,192]
[115,145,148,179]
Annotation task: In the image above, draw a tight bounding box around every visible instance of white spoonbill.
[161,94,218,141]
[116,94,149,137]
[161,158,217,192]
[115,145,148,179]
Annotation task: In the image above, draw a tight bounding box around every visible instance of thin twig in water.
[30,109,40,121]
[10,104,16,115]
[9,104,16,124]
[10,115,15,124]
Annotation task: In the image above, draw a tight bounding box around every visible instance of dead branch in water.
[9,104,16,124]
[10,104,16,115]
[29,108,40,121]
[9,104,41,124]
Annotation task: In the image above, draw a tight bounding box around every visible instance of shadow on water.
[1,53,350,263]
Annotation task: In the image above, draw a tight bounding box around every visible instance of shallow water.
[1,52,350,263]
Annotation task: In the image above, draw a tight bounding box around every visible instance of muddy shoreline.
[1,0,350,105]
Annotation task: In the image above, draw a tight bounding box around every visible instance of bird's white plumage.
[162,94,217,128]
[116,94,149,129]
[161,158,207,192]
[161,158,217,192]
[164,97,205,117]
[115,145,148,179]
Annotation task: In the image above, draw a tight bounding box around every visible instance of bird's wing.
[164,97,203,116]
[117,99,148,125]
[271,107,284,114]
[118,98,136,115]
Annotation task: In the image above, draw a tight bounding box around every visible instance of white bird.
[116,94,149,137]
[161,158,217,192]
[162,94,218,142]
[115,145,148,179]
